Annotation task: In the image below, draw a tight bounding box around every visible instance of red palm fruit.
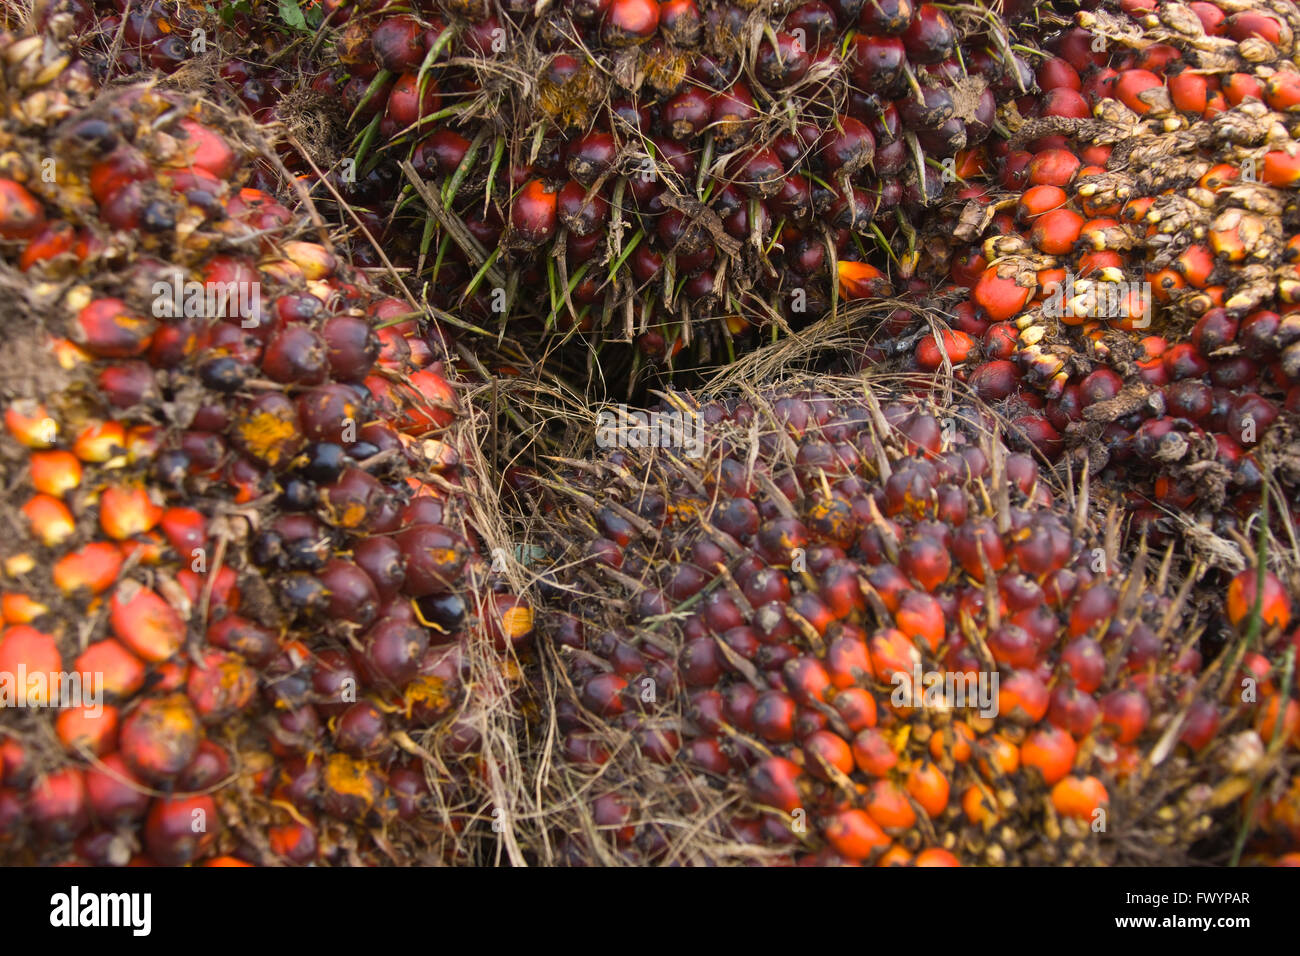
[852,729,898,778]
[567,132,618,185]
[1,593,48,625]
[385,73,441,128]
[29,768,88,840]
[929,720,974,763]
[21,493,75,547]
[0,625,61,704]
[747,756,805,814]
[1185,0,1224,33]
[53,542,123,596]
[906,761,949,817]
[1068,583,1118,637]
[686,737,730,775]
[333,702,390,759]
[1261,151,1300,187]
[1027,149,1081,188]
[826,633,872,688]
[159,507,206,559]
[915,329,973,370]
[833,688,878,732]
[969,360,1018,401]
[1016,184,1067,221]
[145,795,219,865]
[1169,70,1210,113]
[97,361,156,408]
[99,483,162,540]
[802,729,854,781]
[1223,72,1264,105]
[56,704,120,756]
[900,5,954,63]
[998,670,1049,724]
[5,400,57,449]
[175,118,236,180]
[371,16,428,72]
[824,808,889,861]
[1265,72,1300,112]
[1030,208,1083,255]
[976,733,1020,779]
[110,580,184,663]
[0,736,29,786]
[1020,724,1077,785]
[1079,367,1122,407]
[85,753,150,827]
[973,266,1032,321]
[0,179,45,239]
[557,181,609,236]
[953,518,1006,580]
[711,82,759,141]
[318,560,380,626]
[321,315,379,381]
[1100,688,1150,744]
[1191,308,1236,352]
[859,0,914,35]
[914,847,959,866]
[1051,774,1108,820]
[1227,11,1283,44]
[1059,636,1104,693]
[1036,57,1080,91]
[895,590,944,651]
[837,261,891,299]
[74,298,155,358]
[187,650,257,723]
[820,115,875,174]
[511,179,559,245]
[74,640,145,699]
[735,146,785,197]
[1041,88,1089,119]
[603,0,660,45]
[899,534,950,591]
[867,628,919,683]
[1161,343,1210,380]
[1056,27,1108,72]
[1256,696,1300,747]
[232,392,305,469]
[848,34,906,93]
[580,673,629,718]
[119,693,201,782]
[866,779,916,829]
[262,325,329,384]
[1226,569,1291,633]
[659,0,701,42]
[987,623,1038,669]
[785,656,834,706]
[1114,69,1166,115]
[73,421,127,465]
[756,32,810,87]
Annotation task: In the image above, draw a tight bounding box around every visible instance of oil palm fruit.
[0,23,530,866]
[304,0,1030,368]
[855,0,1300,539]
[521,382,1290,864]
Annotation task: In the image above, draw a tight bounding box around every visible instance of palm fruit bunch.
[517,378,1298,865]
[0,22,533,865]
[1218,563,1300,864]
[304,0,1045,369]
[865,0,1300,536]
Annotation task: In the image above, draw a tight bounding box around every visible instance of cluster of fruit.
[254,0,1053,363]
[524,387,1299,864]
[0,22,530,865]
[844,0,1300,535]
